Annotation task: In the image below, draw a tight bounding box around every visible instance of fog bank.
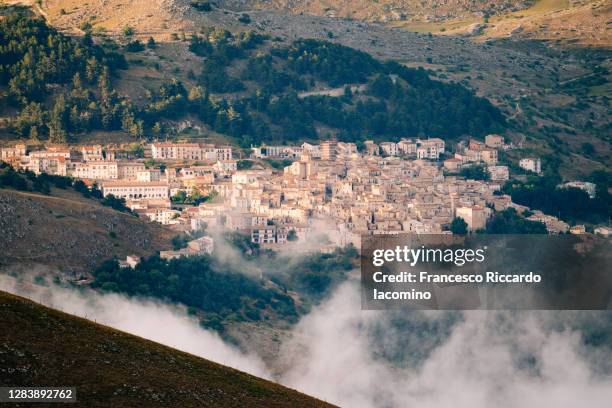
[278,281,612,408]
[0,274,270,379]
[2,274,611,408]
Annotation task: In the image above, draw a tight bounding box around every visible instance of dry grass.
[387,17,480,33]
[387,0,611,47]
[40,0,189,40]
[0,188,174,275]
[482,0,611,46]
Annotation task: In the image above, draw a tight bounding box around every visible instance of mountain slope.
[217,0,610,47]
[219,0,533,22]
[1,3,610,179]
[481,0,610,46]
[386,0,610,46]
[7,0,610,45]
[0,187,174,276]
[0,10,506,145]
[0,290,334,407]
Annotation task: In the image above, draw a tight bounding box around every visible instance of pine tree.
[72,72,83,91]
[29,126,39,141]
[85,57,99,83]
[450,217,468,235]
[121,110,135,134]
[49,95,68,143]
[70,105,80,131]
[131,119,144,139]
[82,32,94,47]
[152,122,162,136]
[14,102,45,137]
[98,67,111,102]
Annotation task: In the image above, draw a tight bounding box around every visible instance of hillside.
[8,0,609,46]
[479,0,610,46]
[0,187,174,276]
[388,0,611,46]
[218,0,533,22]
[218,0,610,46]
[6,0,610,45]
[0,9,506,144]
[1,2,610,179]
[0,290,333,407]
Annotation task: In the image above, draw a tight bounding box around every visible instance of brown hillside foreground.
[0,290,335,407]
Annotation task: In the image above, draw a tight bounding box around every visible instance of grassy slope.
[482,0,609,46]
[390,0,610,47]
[0,290,334,407]
[389,0,570,32]
[0,188,174,275]
[222,0,533,22]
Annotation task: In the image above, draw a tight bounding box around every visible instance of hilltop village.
[0,135,600,255]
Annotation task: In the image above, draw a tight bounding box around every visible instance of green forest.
[484,208,548,234]
[91,238,357,332]
[502,172,611,225]
[1,9,506,147]
[0,10,135,142]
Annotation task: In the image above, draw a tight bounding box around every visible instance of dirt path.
[7,189,91,206]
[298,84,367,98]
[3,189,138,219]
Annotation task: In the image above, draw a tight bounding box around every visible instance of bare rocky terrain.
[29,0,611,45]
[218,0,534,22]
[218,0,610,46]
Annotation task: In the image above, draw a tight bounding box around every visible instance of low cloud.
[0,274,270,379]
[278,280,612,408]
[2,274,611,408]
[205,217,344,278]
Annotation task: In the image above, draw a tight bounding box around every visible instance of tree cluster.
[201,38,506,145]
[3,12,507,152]
[92,254,298,329]
[503,173,611,224]
[484,208,548,234]
[91,234,358,331]
[1,12,139,142]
